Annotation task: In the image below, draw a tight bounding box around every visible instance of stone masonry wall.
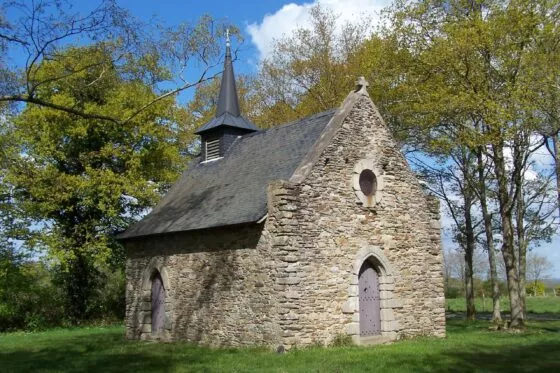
[125,225,281,346]
[267,93,446,347]
[125,91,445,348]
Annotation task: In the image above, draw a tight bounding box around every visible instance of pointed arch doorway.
[358,260,381,336]
[151,271,166,335]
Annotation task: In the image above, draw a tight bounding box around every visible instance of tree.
[389,0,560,328]
[252,4,371,126]
[526,281,546,297]
[416,148,481,320]
[2,44,188,321]
[474,142,503,323]
[514,157,557,313]
[0,0,236,124]
[526,252,553,296]
[250,3,415,148]
[519,5,560,218]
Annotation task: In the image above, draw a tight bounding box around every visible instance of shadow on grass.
[0,330,223,373]
[2,322,560,373]
[376,341,560,373]
[377,321,560,373]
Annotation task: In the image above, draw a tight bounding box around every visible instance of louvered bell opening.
[205,138,221,161]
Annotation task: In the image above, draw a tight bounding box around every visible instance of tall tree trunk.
[513,134,529,319]
[492,143,525,328]
[463,236,476,321]
[476,146,501,323]
[553,134,560,220]
[462,153,476,321]
[515,182,528,319]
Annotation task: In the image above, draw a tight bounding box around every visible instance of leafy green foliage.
[251,4,370,126]
[526,281,547,297]
[2,44,189,322]
[0,248,65,331]
[387,0,560,327]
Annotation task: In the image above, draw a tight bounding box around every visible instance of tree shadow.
[0,330,220,373]
[383,340,560,373]
[379,322,560,373]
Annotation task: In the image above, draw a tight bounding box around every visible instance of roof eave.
[116,218,265,242]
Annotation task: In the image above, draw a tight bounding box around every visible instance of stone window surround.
[138,257,173,340]
[343,246,402,344]
[352,159,384,207]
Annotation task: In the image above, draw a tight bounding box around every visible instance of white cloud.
[247,0,390,61]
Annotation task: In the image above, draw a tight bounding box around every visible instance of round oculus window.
[359,169,377,197]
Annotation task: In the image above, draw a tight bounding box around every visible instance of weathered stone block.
[281,255,299,263]
[140,324,152,333]
[278,277,301,285]
[379,282,395,291]
[342,297,358,314]
[380,309,394,321]
[345,322,360,335]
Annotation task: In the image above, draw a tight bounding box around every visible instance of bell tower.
[195,31,258,161]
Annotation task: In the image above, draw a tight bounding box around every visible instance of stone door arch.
[151,271,165,335]
[138,258,172,340]
[358,260,381,335]
[344,246,402,343]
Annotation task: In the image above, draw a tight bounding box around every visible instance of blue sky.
[111,0,559,277]
[115,0,389,73]
[115,0,290,67]
[5,0,559,276]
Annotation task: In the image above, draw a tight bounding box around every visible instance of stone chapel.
[118,38,446,347]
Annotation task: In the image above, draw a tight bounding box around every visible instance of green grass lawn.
[1,320,560,372]
[446,296,560,314]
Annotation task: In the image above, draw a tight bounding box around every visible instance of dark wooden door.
[359,261,381,336]
[151,273,165,334]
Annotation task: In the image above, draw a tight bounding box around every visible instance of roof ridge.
[244,109,337,139]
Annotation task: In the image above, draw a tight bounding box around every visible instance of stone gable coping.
[290,88,369,184]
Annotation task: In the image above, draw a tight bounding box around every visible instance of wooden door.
[151,273,165,334]
[359,261,381,336]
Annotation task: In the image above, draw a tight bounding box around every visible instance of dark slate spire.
[195,31,258,135]
[216,32,240,117]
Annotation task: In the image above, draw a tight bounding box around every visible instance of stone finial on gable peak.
[354,76,369,96]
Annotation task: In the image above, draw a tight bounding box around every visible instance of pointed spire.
[194,33,258,136]
[216,28,240,117]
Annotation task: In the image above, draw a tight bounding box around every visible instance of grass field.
[1,320,560,372]
[446,296,560,314]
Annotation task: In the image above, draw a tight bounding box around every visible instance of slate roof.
[118,109,336,239]
[194,112,258,134]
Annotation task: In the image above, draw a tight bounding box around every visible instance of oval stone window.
[359,169,377,197]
